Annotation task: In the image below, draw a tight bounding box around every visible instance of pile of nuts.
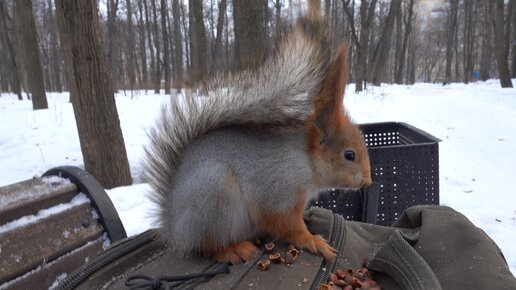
[318,268,381,290]
[256,242,300,270]
[256,242,381,289]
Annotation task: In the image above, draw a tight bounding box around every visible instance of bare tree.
[344,0,378,92]
[13,0,48,109]
[137,0,148,86]
[462,0,475,84]
[143,0,155,89]
[160,0,170,93]
[395,0,414,84]
[479,0,492,81]
[56,0,132,188]
[172,0,183,88]
[444,0,459,85]
[151,0,161,93]
[492,0,514,88]
[210,0,226,75]
[126,0,137,91]
[233,0,268,71]
[106,0,120,89]
[189,0,207,85]
[0,0,22,100]
[369,0,401,85]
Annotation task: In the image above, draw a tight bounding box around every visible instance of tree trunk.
[143,0,155,89]
[189,0,207,85]
[210,0,226,75]
[137,0,148,86]
[151,0,161,93]
[492,0,513,88]
[512,0,516,77]
[172,0,183,88]
[462,0,474,84]
[232,0,268,72]
[13,0,48,109]
[479,1,493,81]
[106,0,120,90]
[395,0,414,84]
[370,0,401,86]
[0,0,22,100]
[55,0,132,188]
[356,0,377,92]
[126,0,136,91]
[47,0,62,92]
[160,0,170,94]
[444,0,458,85]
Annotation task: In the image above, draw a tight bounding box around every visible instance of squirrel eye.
[344,150,356,161]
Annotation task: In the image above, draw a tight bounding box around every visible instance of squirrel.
[143,25,372,265]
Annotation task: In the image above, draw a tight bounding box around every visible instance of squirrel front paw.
[292,234,337,262]
[213,241,261,265]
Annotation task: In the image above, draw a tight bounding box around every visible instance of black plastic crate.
[310,183,380,224]
[360,122,441,226]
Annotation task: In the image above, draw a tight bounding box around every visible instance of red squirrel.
[143,26,372,264]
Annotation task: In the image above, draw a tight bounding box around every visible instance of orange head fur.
[307,43,372,189]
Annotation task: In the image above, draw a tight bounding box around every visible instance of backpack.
[56,205,516,290]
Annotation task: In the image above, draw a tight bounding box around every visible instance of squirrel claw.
[214,241,260,265]
[293,234,336,262]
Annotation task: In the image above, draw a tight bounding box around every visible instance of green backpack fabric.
[57,205,515,290]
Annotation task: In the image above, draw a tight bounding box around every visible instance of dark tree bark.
[189,0,207,85]
[151,0,161,93]
[126,0,137,91]
[344,0,378,92]
[462,0,475,84]
[492,0,513,88]
[479,1,493,81]
[444,0,458,85]
[210,0,226,74]
[143,0,155,89]
[370,0,401,85]
[47,0,62,92]
[56,0,132,188]
[181,3,190,77]
[13,0,48,109]
[137,0,148,86]
[512,0,516,77]
[172,0,183,88]
[160,0,170,94]
[0,0,22,100]
[106,0,120,89]
[395,0,414,84]
[232,0,268,72]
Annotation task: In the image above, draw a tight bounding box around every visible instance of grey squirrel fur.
[143,27,372,264]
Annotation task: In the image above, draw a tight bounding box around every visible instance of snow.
[0,81,515,275]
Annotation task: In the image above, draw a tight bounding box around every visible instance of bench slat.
[0,202,104,284]
[2,238,105,290]
[0,177,77,225]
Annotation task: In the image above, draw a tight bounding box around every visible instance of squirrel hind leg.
[213,241,260,265]
[259,198,337,262]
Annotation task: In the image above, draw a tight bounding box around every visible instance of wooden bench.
[0,166,126,290]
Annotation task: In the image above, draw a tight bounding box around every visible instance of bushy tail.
[142,29,330,210]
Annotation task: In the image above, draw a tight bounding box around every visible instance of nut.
[264,242,275,252]
[257,259,271,271]
[287,247,300,259]
[269,252,282,264]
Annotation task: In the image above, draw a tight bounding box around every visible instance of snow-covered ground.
[0,80,515,275]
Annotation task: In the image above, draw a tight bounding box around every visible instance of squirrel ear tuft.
[313,42,350,140]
